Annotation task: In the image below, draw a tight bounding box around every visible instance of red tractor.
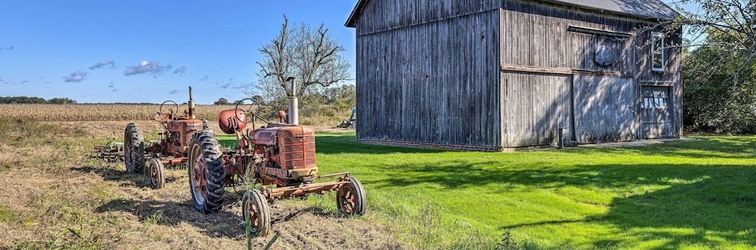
[187,97,366,236]
[121,87,211,189]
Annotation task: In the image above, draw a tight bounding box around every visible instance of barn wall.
[497,0,680,147]
[499,0,639,72]
[355,4,502,148]
[350,0,682,149]
[355,0,499,36]
[573,75,636,143]
[634,28,683,139]
[500,72,572,148]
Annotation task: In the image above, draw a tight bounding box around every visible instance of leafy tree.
[666,0,756,133]
[214,97,229,105]
[47,98,77,104]
[0,96,68,104]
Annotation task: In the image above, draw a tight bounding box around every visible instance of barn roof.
[541,0,677,20]
[345,0,678,27]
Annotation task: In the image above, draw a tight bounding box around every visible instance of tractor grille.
[279,130,316,169]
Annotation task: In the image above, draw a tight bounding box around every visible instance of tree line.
[0,96,77,104]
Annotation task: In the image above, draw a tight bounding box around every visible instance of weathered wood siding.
[499,1,639,71]
[354,2,501,148]
[497,0,680,147]
[350,0,682,149]
[500,72,572,147]
[573,76,636,142]
[355,0,500,36]
[634,28,683,139]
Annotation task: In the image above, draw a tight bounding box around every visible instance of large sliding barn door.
[501,73,573,147]
[572,76,636,143]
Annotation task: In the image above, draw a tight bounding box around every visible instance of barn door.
[572,76,636,143]
[500,73,573,148]
[640,86,673,139]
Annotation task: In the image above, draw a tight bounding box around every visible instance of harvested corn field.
[0,104,238,121]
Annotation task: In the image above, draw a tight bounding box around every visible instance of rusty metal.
[263,179,348,199]
[91,86,207,189]
[191,94,366,236]
[218,108,246,134]
[90,142,124,162]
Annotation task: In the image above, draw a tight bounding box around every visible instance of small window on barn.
[651,32,665,71]
[641,87,669,109]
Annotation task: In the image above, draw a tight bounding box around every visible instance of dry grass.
[0,117,390,250]
[0,103,355,130]
[0,104,238,121]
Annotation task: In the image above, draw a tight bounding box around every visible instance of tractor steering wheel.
[159,100,179,115]
[234,98,270,124]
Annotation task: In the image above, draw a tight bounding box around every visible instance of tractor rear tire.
[202,119,213,133]
[242,189,271,237]
[188,130,226,213]
[124,123,145,174]
[336,176,366,216]
[149,158,165,189]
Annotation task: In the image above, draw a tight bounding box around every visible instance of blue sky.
[1,1,694,104]
[0,1,358,104]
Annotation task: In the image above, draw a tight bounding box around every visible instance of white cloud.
[220,82,248,90]
[89,60,115,70]
[63,70,87,83]
[124,61,167,76]
[173,66,186,75]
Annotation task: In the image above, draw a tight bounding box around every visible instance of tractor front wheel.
[188,130,225,213]
[336,176,366,216]
[124,123,145,174]
[242,189,271,237]
[149,158,165,189]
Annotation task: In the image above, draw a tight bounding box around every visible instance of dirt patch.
[0,121,399,250]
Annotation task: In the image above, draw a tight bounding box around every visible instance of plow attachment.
[90,142,124,162]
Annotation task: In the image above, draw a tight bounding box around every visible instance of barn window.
[641,87,669,109]
[651,33,665,71]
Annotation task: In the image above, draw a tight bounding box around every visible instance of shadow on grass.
[273,133,755,159]
[71,166,149,188]
[94,198,246,239]
[372,160,756,248]
[590,174,756,248]
[203,133,756,247]
[75,164,337,240]
[71,165,186,189]
[568,136,756,160]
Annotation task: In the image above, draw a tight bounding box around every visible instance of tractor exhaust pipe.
[287,77,299,125]
[188,86,195,118]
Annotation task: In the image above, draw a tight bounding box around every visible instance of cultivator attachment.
[90,142,124,162]
[263,172,352,199]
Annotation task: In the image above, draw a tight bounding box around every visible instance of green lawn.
[219,134,756,249]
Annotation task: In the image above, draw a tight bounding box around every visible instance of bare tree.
[255,15,350,98]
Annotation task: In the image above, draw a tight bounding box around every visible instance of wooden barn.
[345,0,682,151]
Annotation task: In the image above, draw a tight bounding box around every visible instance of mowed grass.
[219,133,756,249]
